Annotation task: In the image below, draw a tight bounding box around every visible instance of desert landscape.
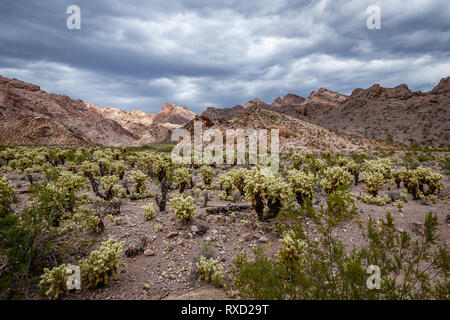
[0,0,449,303]
[0,75,448,300]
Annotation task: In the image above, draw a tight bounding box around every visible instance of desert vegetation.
[0,146,448,300]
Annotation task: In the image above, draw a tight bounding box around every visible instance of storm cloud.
[0,0,449,113]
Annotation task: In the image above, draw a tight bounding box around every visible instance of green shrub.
[231,207,449,300]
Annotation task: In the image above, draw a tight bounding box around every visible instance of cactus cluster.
[169,193,197,222]
[174,167,192,193]
[320,166,353,194]
[40,264,72,299]
[287,169,317,206]
[244,167,291,220]
[79,237,125,289]
[142,203,155,221]
[200,165,214,186]
[278,230,307,266]
[196,256,225,288]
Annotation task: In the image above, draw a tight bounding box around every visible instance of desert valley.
[0,75,449,300]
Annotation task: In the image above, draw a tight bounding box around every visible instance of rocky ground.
[6,156,449,300]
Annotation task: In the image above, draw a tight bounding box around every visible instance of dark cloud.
[0,0,449,114]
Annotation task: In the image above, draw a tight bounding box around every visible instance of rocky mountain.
[1,74,448,149]
[0,76,196,146]
[309,78,450,148]
[185,107,389,152]
[86,104,155,137]
[198,77,450,149]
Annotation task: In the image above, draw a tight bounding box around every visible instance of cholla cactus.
[100,175,122,200]
[200,165,214,186]
[174,167,191,193]
[401,167,443,199]
[142,203,155,221]
[218,171,235,198]
[277,230,307,270]
[364,171,385,196]
[363,158,394,180]
[81,161,100,177]
[196,256,225,288]
[362,158,395,196]
[152,155,170,182]
[392,167,407,188]
[129,170,148,194]
[291,152,306,170]
[292,152,324,174]
[244,167,291,220]
[40,264,72,299]
[345,159,361,185]
[321,166,353,194]
[169,193,197,222]
[80,237,125,289]
[0,175,17,216]
[361,193,391,206]
[287,169,316,205]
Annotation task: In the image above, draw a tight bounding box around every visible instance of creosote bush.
[231,203,449,299]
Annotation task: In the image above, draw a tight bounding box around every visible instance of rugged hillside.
[200,78,449,149]
[0,76,137,146]
[152,102,196,125]
[310,78,450,148]
[0,76,196,147]
[185,107,389,152]
[88,102,196,145]
[86,104,155,137]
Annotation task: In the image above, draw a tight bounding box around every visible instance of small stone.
[258,236,269,243]
[191,225,198,233]
[243,233,254,242]
[204,236,212,242]
[169,274,176,280]
[144,249,155,256]
[166,232,179,239]
[388,192,401,202]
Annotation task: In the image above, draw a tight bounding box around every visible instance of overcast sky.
[0,0,449,114]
